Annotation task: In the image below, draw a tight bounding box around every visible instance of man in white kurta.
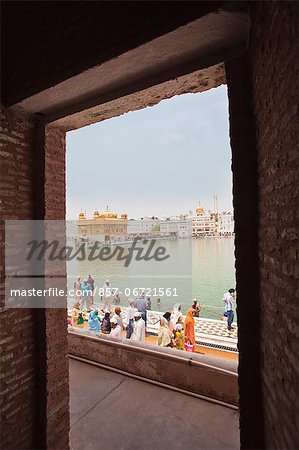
[102,279,112,310]
[110,318,122,341]
[131,311,146,342]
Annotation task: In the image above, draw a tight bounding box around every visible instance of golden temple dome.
[78,211,86,220]
[196,203,205,214]
[99,206,117,219]
[93,210,100,219]
[121,213,128,219]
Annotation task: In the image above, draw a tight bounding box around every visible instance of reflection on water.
[67,237,235,320]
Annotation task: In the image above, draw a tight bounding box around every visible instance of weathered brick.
[249,2,299,449]
[0,109,69,449]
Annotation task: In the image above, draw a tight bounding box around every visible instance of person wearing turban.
[131,311,145,342]
[113,307,124,330]
[110,317,122,341]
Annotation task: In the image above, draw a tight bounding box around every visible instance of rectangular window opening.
[66,85,238,358]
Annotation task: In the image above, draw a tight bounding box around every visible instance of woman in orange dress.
[184,308,196,352]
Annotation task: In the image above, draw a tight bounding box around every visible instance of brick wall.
[2,1,226,105]
[226,56,264,449]
[249,2,299,449]
[43,125,69,449]
[0,108,38,448]
[0,111,69,449]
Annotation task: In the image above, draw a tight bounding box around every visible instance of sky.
[66,85,233,220]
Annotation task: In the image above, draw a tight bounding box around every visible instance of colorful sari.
[184,308,195,351]
[77,312,85,328]
[174,330,185,350]
[88,310,101,332]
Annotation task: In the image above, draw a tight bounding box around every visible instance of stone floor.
[70,358,240,450]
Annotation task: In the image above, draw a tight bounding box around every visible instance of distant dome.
[121,213,128,219]
[93,210,100,219]
[79,211,86,220]
[196,204,205,214]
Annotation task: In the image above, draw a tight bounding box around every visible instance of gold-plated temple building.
[78,207,128,241]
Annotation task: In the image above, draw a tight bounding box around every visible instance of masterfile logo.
[5,220,192,308]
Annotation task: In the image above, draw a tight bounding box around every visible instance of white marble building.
[160,217,192,238]
[191,204,217,237]
[127,217,160,236]
[219,212,234,236]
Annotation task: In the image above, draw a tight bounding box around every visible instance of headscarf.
[173,303,181,312]
[157,317,171,347]
[88,310,100,332]
[163,312,171,321]
[160,316,169,328]
[172,303,182,325]
[184,308,195,326]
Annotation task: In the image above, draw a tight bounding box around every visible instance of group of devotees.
[71,276,236,352]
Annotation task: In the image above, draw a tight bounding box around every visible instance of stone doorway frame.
[13,16,263,449]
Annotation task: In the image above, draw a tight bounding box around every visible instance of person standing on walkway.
[131,311,145,342]
[184,308,196,352]
[73,277,81,305]
[136,294,148,328]
[102,279,112,311]
[81,279,92,311]
[113,307,124,330]
[125,298,135,339]
[171,303,183,326]
[223,288,236,331]
[157,316,171,347]
[163,312,175,346]
[110,317,122,340]
[222,289,230,321]
[87,275,95,305]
